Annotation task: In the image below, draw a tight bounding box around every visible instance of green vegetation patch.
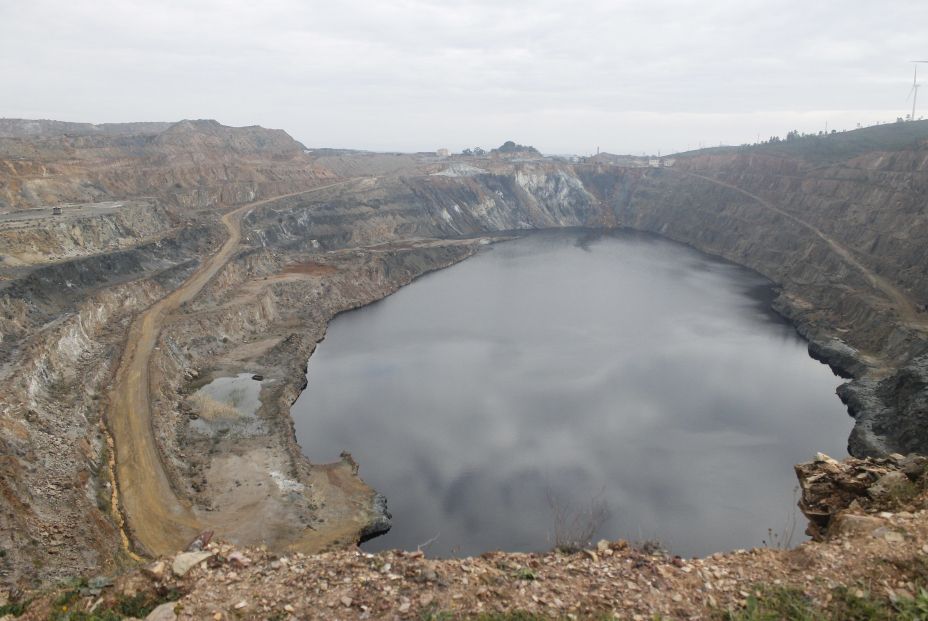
[0,600,30,617]
[41,578,181,621]
[721,584,928,621]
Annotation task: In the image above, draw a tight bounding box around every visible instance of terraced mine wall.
[0,221,224,586]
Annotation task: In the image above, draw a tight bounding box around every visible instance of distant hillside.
[153,119,306,153]
[677,120,928,165]
[0,118,331,209]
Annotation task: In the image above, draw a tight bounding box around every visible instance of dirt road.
[680,171,928,333]
[107,182,352,556]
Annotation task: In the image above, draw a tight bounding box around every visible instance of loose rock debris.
[11,454,928,620]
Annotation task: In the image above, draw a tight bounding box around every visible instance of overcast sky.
[1,0,926,154]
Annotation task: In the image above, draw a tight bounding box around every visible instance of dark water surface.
[292,230,849,558]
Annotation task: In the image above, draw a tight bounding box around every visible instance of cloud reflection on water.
[293,230,850,557]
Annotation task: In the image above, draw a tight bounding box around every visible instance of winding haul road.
[108,182,351,556]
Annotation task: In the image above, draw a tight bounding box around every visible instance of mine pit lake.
[292,230,850,558]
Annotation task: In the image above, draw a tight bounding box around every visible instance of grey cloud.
[1,0,925,153]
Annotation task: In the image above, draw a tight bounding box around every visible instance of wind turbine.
[908,61,928,121]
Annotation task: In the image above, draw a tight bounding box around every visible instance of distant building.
[51,206,62,215]
[436,148,450,158]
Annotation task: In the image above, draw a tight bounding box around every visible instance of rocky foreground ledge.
[3,454,927,621]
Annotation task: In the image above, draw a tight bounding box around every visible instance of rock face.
[795,452,926,539]
[840,354,928,456]
[2,118,928,587]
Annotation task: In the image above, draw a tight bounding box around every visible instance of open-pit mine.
[2,118,928,619]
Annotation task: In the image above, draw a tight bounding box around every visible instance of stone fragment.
[143,561,168,580]
[172,551,215,577]
[145,602,178,621]
[228,551,251,567]
[185,530,213,552]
